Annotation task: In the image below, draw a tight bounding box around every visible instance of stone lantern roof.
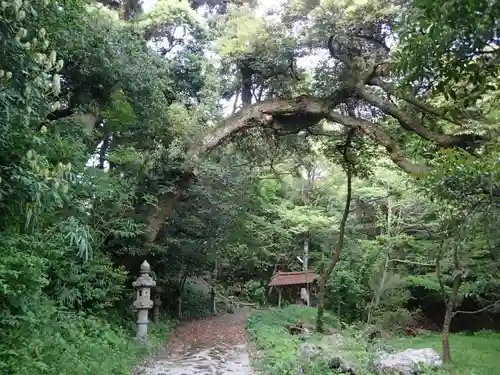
[132,260,156,288]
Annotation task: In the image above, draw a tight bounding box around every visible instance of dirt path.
[136,308,253,375]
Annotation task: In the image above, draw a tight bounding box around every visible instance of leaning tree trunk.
[441,299,453,363]
[436,243,462,364]
[441,271,461,363]
[316,131,354,332]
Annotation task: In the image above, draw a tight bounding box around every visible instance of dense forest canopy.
[0,0,499,372]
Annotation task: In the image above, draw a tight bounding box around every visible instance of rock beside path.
[374,348,443,375]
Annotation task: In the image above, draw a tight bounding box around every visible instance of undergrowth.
[0,303,174,375]
[180,285,214,320]
[246,306,341,375]
[247,307,500,375]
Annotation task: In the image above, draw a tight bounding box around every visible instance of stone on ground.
[374,348,443,375]
[297,333,358,374]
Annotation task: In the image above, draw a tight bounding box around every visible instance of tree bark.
[316,130,355,332]
[177,273,188,319]
[211,285,216,315]
[98,133,110,169]
[442,273,461,363]
[146,169,196,243]
[436,242,462,364]
[239,63,253,108]
[441,299,453,363]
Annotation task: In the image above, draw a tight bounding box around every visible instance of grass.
[389,330,500,375]
[247,307,500,375]
[246,306,356,375]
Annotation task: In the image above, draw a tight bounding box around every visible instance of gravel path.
[135,308,253,375]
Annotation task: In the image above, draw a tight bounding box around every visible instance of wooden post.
[211,285,217,315]
[177,295,182,319]
[278,287,282,308]
[304,234,310,306]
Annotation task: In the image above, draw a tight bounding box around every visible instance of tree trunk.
[178,295,182,319]
[441,299,453,363]
[212,251,218,314]
[146,169,195,243]
[240,63,252,108]
[436,243,461,364]
[367,253,390,325]
[367,295,376,325]
[316,131,354,332]
[316,281,326,331]
[177,273,188,319]
[442,270,461,363]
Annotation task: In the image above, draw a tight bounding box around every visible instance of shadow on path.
[136,308,253,375]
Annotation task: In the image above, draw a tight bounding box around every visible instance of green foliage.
[395,0,500,105]
[325,268,368,322]
[372,308,414,332]
[242,280,267,304]
[179,285,213,320]
[0,301,173,375]
[0,1,181,372]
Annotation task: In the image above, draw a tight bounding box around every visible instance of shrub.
[180,284,213,319]
[0,300,172,375]
[242,280,266,304]
[373,308,414,332]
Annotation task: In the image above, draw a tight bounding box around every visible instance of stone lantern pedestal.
[132,260,156,341]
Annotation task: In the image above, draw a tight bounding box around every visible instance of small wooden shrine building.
[268,271,320,307]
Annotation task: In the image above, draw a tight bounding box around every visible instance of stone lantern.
[132,260,156,341]
[153,286,163,323]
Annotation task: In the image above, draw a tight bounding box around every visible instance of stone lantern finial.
[140,260,150,274]
[132,260,156,341]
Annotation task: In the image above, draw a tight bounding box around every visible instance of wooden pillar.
[211,285,217,315]
[278,287,282,308]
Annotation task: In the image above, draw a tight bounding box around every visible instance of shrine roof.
[269,271,319,286]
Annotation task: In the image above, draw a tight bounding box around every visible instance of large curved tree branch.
[146,92,427,243]
[146,95,336,243]
[185,95,334,164]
